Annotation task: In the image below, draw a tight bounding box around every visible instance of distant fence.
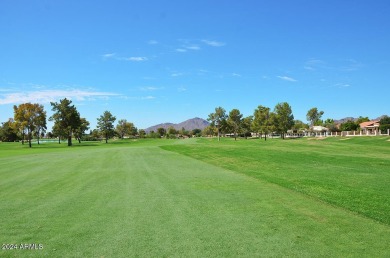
[333,129,390,137]
[194,130,390,139]
[285,129,390,138]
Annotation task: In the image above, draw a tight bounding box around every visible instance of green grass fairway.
[163,137,390,225]
[1,138,390,257]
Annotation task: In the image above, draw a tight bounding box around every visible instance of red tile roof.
[360,120,380,128]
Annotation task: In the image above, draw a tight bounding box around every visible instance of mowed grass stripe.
[162,137,390,225]
[0,143,389,257]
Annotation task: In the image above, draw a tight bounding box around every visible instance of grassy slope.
[162,137,390,225]
[0,139,389,257]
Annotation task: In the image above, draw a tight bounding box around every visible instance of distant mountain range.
[334,115,387,124]
[143,115,388,133]
[144,117,210,133]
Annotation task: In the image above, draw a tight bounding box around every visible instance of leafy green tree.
[50,98,81,146]
[14,103,47,148]
[148,130,160,138]
[274,102,294,139]
[97,111,116,143]
[166,126,178,138]
[208,106,227,141]
[167,126,177,135]
[379,116,390,133]
[291,120,309,133]
[74,118,90,143]
[202,126,217,137]
[12,120,26,144]
[227,109,243,140]
[52,122,67,144]
[33,104,47,145]
[340,120,358,131]
[13,106,29,145]
[240,116,253,139]
[138,129,146,138]
[91,129,101,140]
[0,119,19,142]
[192,128,202,137]
[324,118,339,132]
[306,107,324,127]
[356,116,370,125]
[253,105,271,141]
[47,131,54,139]
[116,119,135,139]
[179,127,189,137]
[269,112,278,137]
[157,127,166,137]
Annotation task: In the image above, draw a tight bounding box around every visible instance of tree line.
[1,99,390,146]
[1,98,136,147]
[206,103,295,141]
[205,105,390,141]
[146,127,202,139]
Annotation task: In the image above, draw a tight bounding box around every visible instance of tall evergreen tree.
[34,104,47,144]
[253,105,271,141]
[207,106,227,141]
[379,116,390,133]
[241,116,253,139]
[274,102,294,139]
[97,111,116,143]
[227,108,243,141]
[74,118,90,143]
[50,98,81,146]
[306,107,324,127]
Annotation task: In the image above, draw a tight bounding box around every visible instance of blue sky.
[1,0,389,130]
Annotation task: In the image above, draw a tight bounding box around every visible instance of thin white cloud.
[139,86,163,91]
[122,57,148,62]
[340,59,363,71]
[102,53,116,59]
[304,59,325,70]
[304,58,362,72]
[178,87,187,92]
[232,73,242,77]
[202,40,226,47]
[277,76,297,82]
[125,95,157,101]
[147,40,158,45]
[102,53,148,62]
[304,66,315,71]
[141,96,156,100]
[186,45,200,50]
[171,73,183,77]
[0,89,119,105]
[175,48,187,53]
[335,83,351,88]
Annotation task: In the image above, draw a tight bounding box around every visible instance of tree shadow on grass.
[25,141,103,149]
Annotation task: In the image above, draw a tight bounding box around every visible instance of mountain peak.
[144,117,209,133]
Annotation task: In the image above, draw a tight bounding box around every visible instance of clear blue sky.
[1,0,389,130]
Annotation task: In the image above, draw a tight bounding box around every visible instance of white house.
[312,126,329,132]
